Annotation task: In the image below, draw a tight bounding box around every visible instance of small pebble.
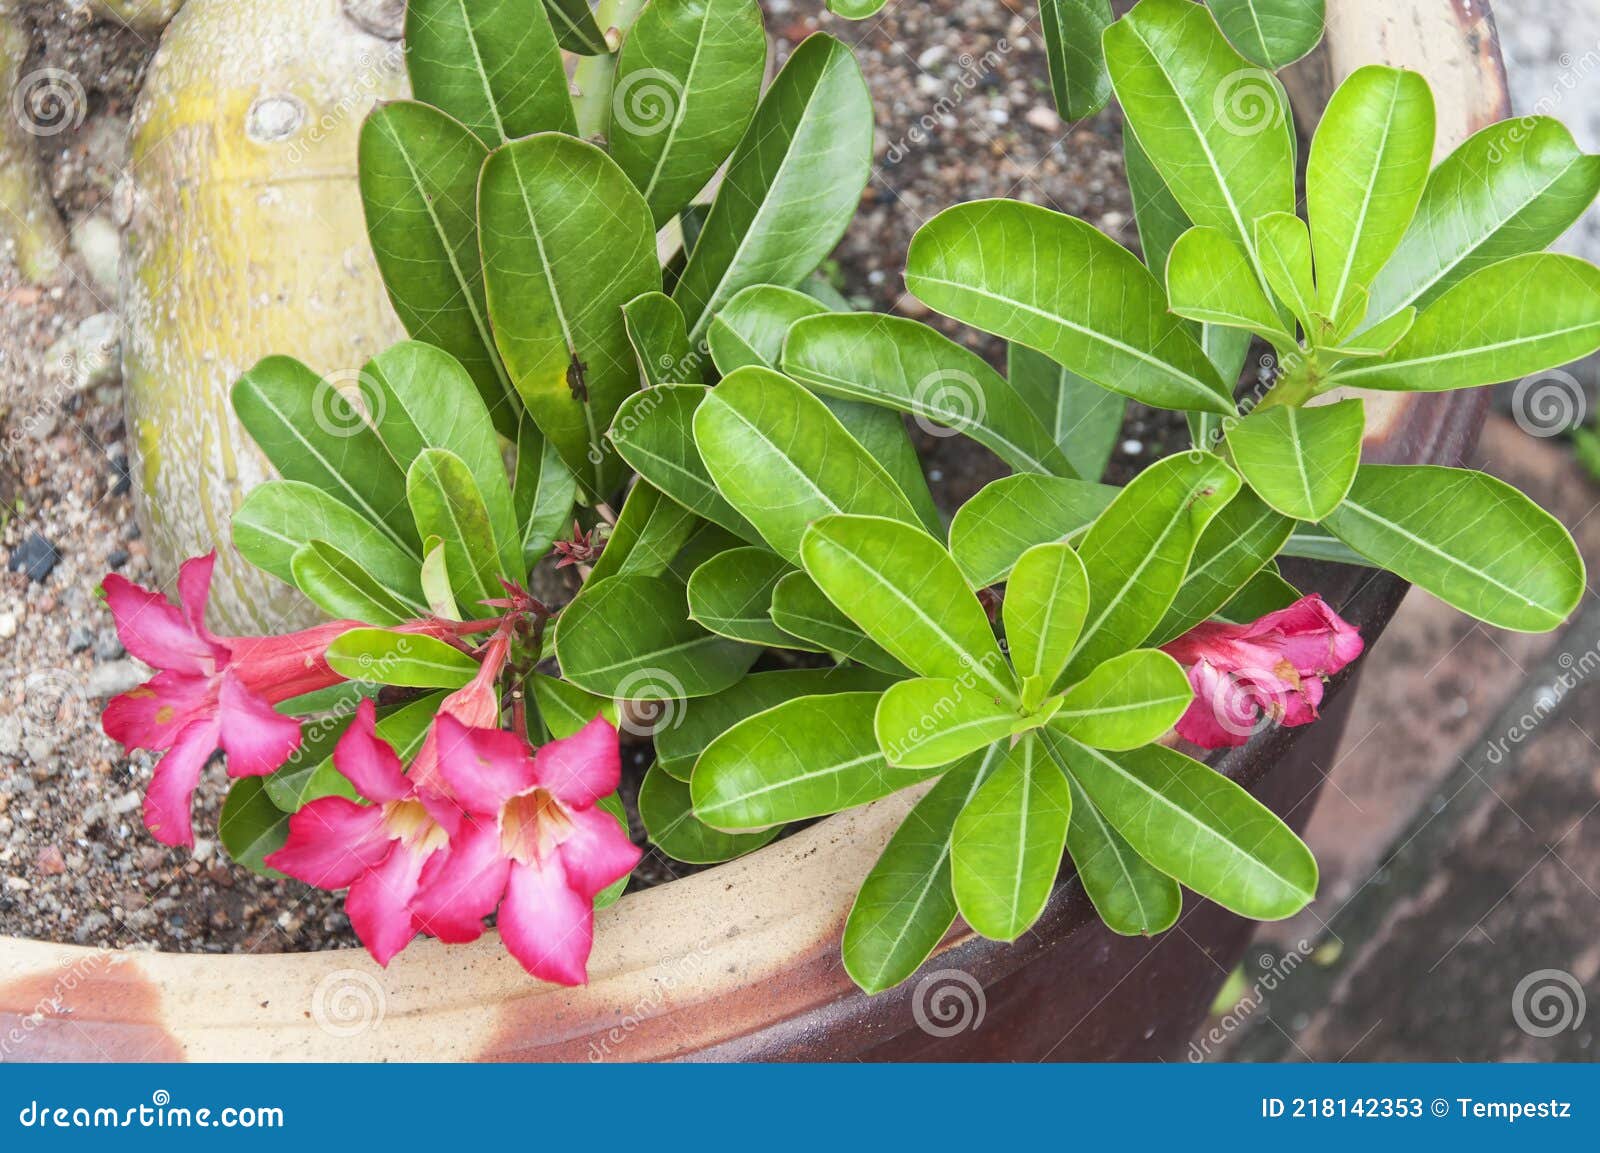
[87,661,146,699]
[67,625,94,653]
[35,846,66,877]
[7,533,60,583]
[93,628,125,661]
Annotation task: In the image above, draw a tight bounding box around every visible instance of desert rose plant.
[100,0,1595,995]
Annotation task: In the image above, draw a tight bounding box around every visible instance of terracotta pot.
[2,0,1508,1061]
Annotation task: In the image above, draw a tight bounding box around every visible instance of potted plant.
[4,0,1595,1062]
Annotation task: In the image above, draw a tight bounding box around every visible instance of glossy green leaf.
[1331,255,1600,392]
[1124,125,1189,277]
[406,448,505,612]
[359,102,517,436]
[1167,226,1296,346]
[220,777,290,879]
[622,292,700,388]
[585,480,700,584]
[1057,738,1317,919]
[1323,464,1585,632]
[1208,0,1325,69]
[419,538,460,621]
[1007,344,1125,483]
[947,474,1117,588]
[326,628,479,690]
[1151,486,1293,643]
[875,677,1027,770]
[529,673,619,740]
[1041,0,1114,121]
[1366,117,1600,320]
[405,0,576,144]
[542,0,608,54]
[673,34,873,340]
[842,752,992,994]
[232,357,419,557]
[767,571,916,677]
[1216,567,1302,623]
[951,734,1071,942]
[801,515,1016,699]
[906,199,1232,414]
[481,133,661,497]
[640,761,780,864]
[1003,541,1089,704]
[826,0,887,17]
[556,573,760,697]
[609,386,761,539]
[290,541,424,626]
[782,312,1076,475]
[1052,649,1191,750]
[693,692,938,830]
[1254,212,1317,336]
[1066,452,1240,681]
[693,366,922,561]
[1307,65,1435,322]
[609,0,766,227]
[706,283,828,374]
[513,416,578,566]
[1226,397,1365,521]
[820,400,944,536]
[1106,0,1295,262]
[687,546,815,649]
[1327,306,1416,359]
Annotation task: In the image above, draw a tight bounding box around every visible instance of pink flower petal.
[412,818,509,944]
[141,718,222,847]
[433,714,537,816]
[216,676,303,777]
[1174,660,1256,749]
[102,670,214,752]
[497,856,593,986]
[344,842,427,967]
[102,573,219,676]
[556,805,641,901]
[331,699,411,804]
[265,797,391,890]
[227,620,357,704]
[176,551,223,645]
[532,717,621,809]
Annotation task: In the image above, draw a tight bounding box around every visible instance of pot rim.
[0,0,1512,1062]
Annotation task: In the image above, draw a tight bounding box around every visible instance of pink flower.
[412,715,640,985]
[1162,595,1364,749]
[100,553,357,847]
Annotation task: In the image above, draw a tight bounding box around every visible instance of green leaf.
[359,102,517,436]
[782,312,1076,475]
[593,791,633,910]
[672,34,873,340]
[1052,649,1191,750]
[1124,125,1190,278]
[655,665,894,780]
[692,692,938,829]
[1003,542,1088,705]
[361,341,522,577]
[1041,731,1181,935]
[529,673,618,740]
[842,752,993,994]
[419,538,460,621]
[481,133,661,497]
[1254,212,1317,336]
[687,546,816,649]
[875,677,1027,770]
[1040,0,1114,121]
[1307,65,1435,323]
[1055,737,1317,920]
[947,474,1117,588]
[622,292,700,388]
[707,283,829,374]
[801,515,1016,699]
[1216,567,1301,623]
[693,366,922,561]
[406,448,505,612]
[767,571,915,677]
[513,416,578,566]
[1007,344,1125,483]
[1208,0,1325,69]
[404,0,576,144]
[219,777,290,879]
[1226,397,1365,521]
[1322,464,1585,632]
[1330,255,1600,392]
[585,480,700,584]
[821,400,944,537]
[609,0,767,227]
[609,386,762,540]
[906,199,1232,414]
[1150,486,1294,643]
[640,761,781,864]
[1106,0,1295,263]
[290,541,425,625]
[825,0,886,16]
[233,480,423,604]
[951,734,1071,942]
[1327,306,1416,359]
[556,573,761,697]
[1066,451,1241,681]
[1167,226,1297,347]
[326,628,479,689]
[1366,117,1600,320]
[232,357,419,558]
[542,0,609,54]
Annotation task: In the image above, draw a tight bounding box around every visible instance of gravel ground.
[0,0,1138,954]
